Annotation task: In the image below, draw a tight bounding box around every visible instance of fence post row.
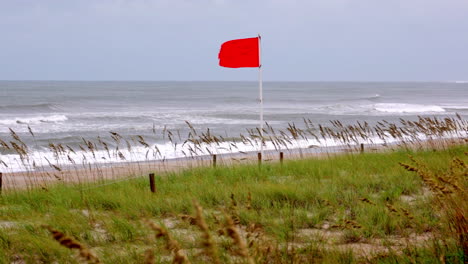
[149,173,156,193]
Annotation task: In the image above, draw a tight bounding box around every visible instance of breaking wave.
[0,115,68,125]
[0,103,62,112]
[373,103,446,114]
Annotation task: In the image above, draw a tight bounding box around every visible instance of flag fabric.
[218,37,260,68]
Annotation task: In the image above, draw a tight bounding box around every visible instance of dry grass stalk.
[385,203,399,215]
[243,222,276,263]
[344,219,362,229]
[144,249,155,264]
[192,200,220,264]
[178,214,197,225]
[400,207,414,220]
[399,158,451,195]
[0,138,11,150]
[44,226,101,264]
[229,193,241,225]
[359,197,375,205]
[246,191,252,210]
[145,220,191,264]
[224,213,255,264]
[400,156,467,257]
[230,193,237,210]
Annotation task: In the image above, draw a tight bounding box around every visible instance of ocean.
[1,81,467,172]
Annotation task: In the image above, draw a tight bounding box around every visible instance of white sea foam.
[442,105,468,110]
[309,103,451,116]
[373,103,445,114]
[0,115,68,125]
[0,136,342,172]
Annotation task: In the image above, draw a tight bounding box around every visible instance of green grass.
[0,145,466,263]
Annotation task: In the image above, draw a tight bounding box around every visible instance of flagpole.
[258,34,263,160]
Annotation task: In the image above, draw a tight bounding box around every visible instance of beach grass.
[0,144,466,263]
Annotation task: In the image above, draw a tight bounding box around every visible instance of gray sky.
[1,0,467,81]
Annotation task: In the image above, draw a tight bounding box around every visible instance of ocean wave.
[442,105,468,111]
[364,94,381,100]
[2,131,465,173]
[336,94,381,103]
[309,103,451,116]
[0,103,62,112]
[373,103,446,114]
[0,115,68,125]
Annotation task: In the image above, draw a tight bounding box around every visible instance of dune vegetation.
[0,143,466,263]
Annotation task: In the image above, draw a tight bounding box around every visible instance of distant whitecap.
[374,103,445,113]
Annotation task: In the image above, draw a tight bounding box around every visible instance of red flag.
[218,37,260,68]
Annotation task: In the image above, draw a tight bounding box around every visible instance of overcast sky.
[1,0,467,81]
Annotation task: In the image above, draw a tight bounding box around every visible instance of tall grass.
[0,116,466,191]
[400,155,467,259]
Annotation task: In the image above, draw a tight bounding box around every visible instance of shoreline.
[1,137,465,191]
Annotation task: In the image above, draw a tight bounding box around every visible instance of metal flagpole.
[258,34,263,160]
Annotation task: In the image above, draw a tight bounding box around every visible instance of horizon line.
[1,79,466,83]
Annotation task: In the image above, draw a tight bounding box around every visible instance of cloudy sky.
[1,0,467,81]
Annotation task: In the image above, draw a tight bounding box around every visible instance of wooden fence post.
[360,143,364,153]
[213,154,217,168]
[149,173,156,193]
[258,153,262,167]
[280,152,284,166]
